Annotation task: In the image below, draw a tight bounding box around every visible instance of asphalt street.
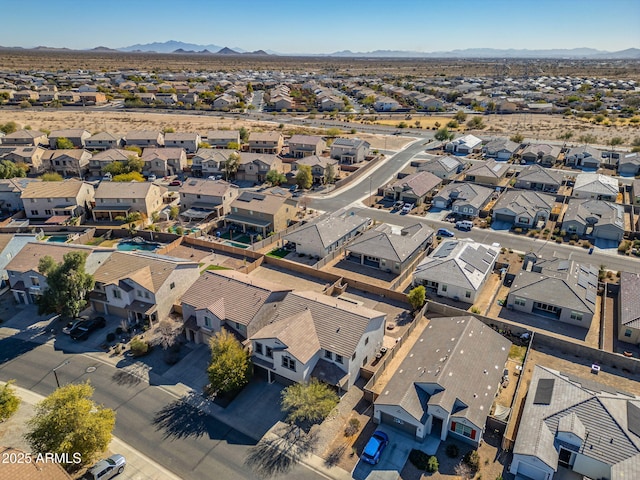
[0,336,325,480]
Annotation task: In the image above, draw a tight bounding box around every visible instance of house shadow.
[333,259,397,283]
[0,334,41,365]
[495,307,588,342]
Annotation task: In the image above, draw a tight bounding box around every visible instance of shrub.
[427,455,439,473]
[344,417,361,437]
[408,449,430,470]
[0,380,20,421]
[106,332,116,342]
[115,327,123,335]
[446,443,459,458]
[470,306,481,314]
[130,336,149,357]
[464,450,480,471]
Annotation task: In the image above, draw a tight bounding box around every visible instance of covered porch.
[223,214,272,237]
[92,205,131,222]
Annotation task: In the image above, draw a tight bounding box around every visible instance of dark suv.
[70,317,106,341]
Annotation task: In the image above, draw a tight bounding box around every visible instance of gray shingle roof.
[434,183,493,210]
[417,155,462,175]
[574,173,619,196]
[283,213,370,251]
[563,199,624,230]
[516,164,564,186]
[375,316,510,428]
[466,159,509,179]
[388,171,442,198]
[347,223,433,263]
[620,272,640,329]
[493,190,555,217]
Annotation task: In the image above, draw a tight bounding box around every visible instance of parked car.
[361,431,389,465]
[455,220,473,231]
[401,203,414,214]
[70,316,106,341]
[437,228,456,237]
[87,454,126,480]
[392,200,404,210]
[289,184,298,192]
[62,317,86,335]
[169,180,182,187]
[147,174,157,182]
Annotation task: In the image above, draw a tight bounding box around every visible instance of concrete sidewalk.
[0,383,182,480]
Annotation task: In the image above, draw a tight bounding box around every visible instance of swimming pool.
[117,240,161,252]
[46,235,69,243]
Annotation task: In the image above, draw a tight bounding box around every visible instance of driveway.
[352,426,440,480]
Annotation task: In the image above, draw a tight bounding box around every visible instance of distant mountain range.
[1,40,638,59]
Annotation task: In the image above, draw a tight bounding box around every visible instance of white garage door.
[516,461,547,480]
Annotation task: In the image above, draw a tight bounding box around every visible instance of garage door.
[494,213,514,223]
[380,411,418,437]
[434,200,446,209]
[516,461,547,480]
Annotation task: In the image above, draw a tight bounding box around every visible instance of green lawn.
[205,264,231,271]
[509,345,527,363]
[267,248,289,259]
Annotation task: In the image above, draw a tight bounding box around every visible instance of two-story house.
[385,171,442,206]
[21,179,95,222]
[43,149,92,178]
[0,178,40,214]
[190,148,236,178]
[88,148,137,177]
[1,129,48,147]
[164,132,200,154]
[248,132,284,154]
[291,155,338,185]
[49,129,91,149]
[179,178,238,218]
[0,145,47,174]
[330,138,370,164]
[141,148,187,177]
[92,181,166,222]
[225,191,298,237]
[237,153,283,184]
[125,130,165,149]
[85,132,123,151]
[206,130,240,149]
[432,183,494,218]
[287,135,326,158]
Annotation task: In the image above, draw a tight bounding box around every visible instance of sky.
[1,0,639,53]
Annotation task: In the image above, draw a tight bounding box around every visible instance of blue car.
[361,431,389,465]
[437,228,455,237]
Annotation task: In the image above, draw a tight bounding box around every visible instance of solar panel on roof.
[464,264,475,273]
[533,378,555,404]
[585,289,597,304]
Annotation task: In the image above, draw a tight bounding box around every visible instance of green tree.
[169,205,179,220]
[124,145,142,156]
[247,82,253,94]
[325,127,342,137]
[224,152,240,180]
[325,163,336,184]
[207,330,252,394]
[239,126,249,143]
[25,382,115,471]
[126,156,144,173]
[113,172,145,182]
[56,137,75,149]
[510,133,524,143]
[295,164,313,189]
[162,127,175,134]
[103,161,125,176]
[36,252,95,319]
[0,121,18,134]
[281,379,338,427]
[434,127,454,142]
[407,285,426,311]
[266,169,286,186]
[466,116,485,129]
[446,120,459,129]
[0,380,20,421]
[0,160,27,179]
[40,172,63,181]
[198,141,211,149]
[454,110,467,123]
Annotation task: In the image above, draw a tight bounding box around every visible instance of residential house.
[88,148,137,177]
[464,159,509,186]
[507,254,597,328]
[155,93,177,105]
[374,316,510,445]
[0,233,40,288]
[413,239,499,303]
[492,190,555,229]
[21,179,95,222]
[510,365,640,480]
[85,132,123,151]
[141,148,187,177]
[58,92,80,104]
[2,129,48,147]
[0,178,38,214]
[572,173,619,201]
[618,271,640,344]
[432,183,494,218]
[90,251,199,325]
[13,90,39,102]
[416,155,464,180]
[181,270,291,344]
[385,171,442,205]
[318,95,345,112]
[78,92,107,104]
[251,290,386,390]
[564,145,603,169]
[633,179,640,205]
[445,134,482,155]
[0,145,46,174]
[521,143,561,167]
[190,148,236,178]
[92,181,166,222]
[43,149,92,177]
[416,95,444,110]
[561,199,625,242]
[483,138,519,160]
[514,164,564,192]
[7,243,112,305]
[346,223,433,274]
[284,213,371,258]
[287,135,326,158]
[206,130,240,149]
[225,191,298,236]
[291,155,338,185]
[248,132,284,154]
[373,96,401,112]
[213,93,238,110]
[272,95,294,111]
[164,132,200,154]
[179,178,238,219]
[330,138,370,164]
[125,130,165,149]
[49,129,91,149]
[618,152,640,177]
[237,153,283,183]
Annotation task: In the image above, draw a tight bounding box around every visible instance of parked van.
[456,220,473,231]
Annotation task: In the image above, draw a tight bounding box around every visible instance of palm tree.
[224,152,240,181]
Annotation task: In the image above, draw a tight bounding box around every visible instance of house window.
[204,316,212,328]
[144,291,149,299]
[266,346,273,358]
[45,210,52,215]
[282,356,296,371]
[137,290,142,297]
[625,329,633,337]
[254,342,263,355]
[335,354,343,364]
[453,422,475,439]
[514,297,526,307]
[465,291,471,299]
[324,350,332,360]
[170,282,175,290]
[441,284,447,292]
[47,198,52,203]
[113,289,121,299]
[30,210,38,216]
[351,352,356,361]
[570,311,583,321]
[30,276,40,286]
[364,337,369,345]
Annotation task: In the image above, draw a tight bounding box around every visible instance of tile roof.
[293,155,337,169]
[331,138,369,149]
[87,132,119,141]
[90,148,134,162]
[563,199,624,230]
[49,128,89,138]
[239,153,280,167]
[388,171,442,198]
[5,242,111,274]
[252,309,320,363]
[126,130,162,141]
[94,181,161,199]
[375,316,510,428]
[493,190,555,217]
[347,223,433,263]
[417,155,462,174]
[142,147,185,161]
[4,129,47,140]
[620,272,640,329]
[284,213,370,251]
[180,178,234,196]
[288,135,324,146]
[230,191,288,215]
[165,132,199,141]
[0,446,72,480]
[434,182,494,209]
[516,164,564,185]
[249,132,282,142]
[20,179,91,199]
[206,130,239,140]
[466,159,509,179]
